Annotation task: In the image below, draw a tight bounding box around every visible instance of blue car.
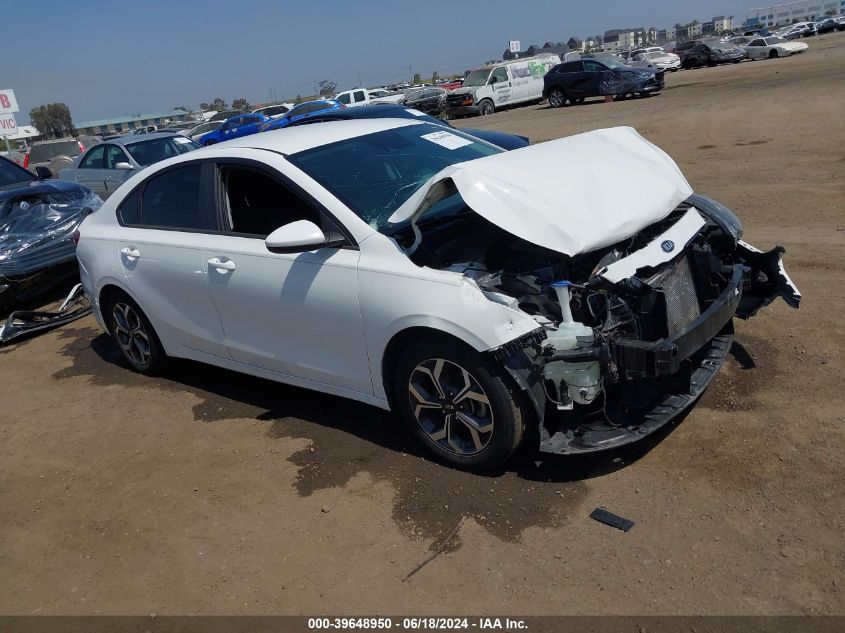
[197,113,272,146]
[283,103,530,150]
[258,99,344,133]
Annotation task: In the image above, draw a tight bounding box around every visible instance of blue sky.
[8,0,746,123]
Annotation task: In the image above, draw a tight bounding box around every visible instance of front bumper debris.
[0,283,91,345]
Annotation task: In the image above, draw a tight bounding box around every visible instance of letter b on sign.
[0,95,9,109]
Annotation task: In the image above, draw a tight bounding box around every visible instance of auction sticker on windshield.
[421,130,473,150]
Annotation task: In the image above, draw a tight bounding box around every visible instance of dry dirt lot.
[1,34,844,616]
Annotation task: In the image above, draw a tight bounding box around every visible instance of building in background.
[75,109,191,136]
[745,1,843,28]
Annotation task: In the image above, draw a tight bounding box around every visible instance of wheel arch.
[380,326,487,411]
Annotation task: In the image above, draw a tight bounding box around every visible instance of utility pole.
[409,65,412,84]
[358,73,362,88]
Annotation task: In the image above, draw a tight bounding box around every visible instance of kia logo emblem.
[661,240,675,253]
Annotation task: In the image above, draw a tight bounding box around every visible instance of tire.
[769,49,778,59]
[547,89,566,108]
[48,154,74,177]
[477,99,495,116]
[104,290,167,375]
[204,140,217,146]
[393,336,526,471]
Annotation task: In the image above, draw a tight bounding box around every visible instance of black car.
[398,87,447,115]
[286,103,530,150]
[0,156,100,307]
[681,41,747,68]
[815,18,838,34]
[542,59,664,107]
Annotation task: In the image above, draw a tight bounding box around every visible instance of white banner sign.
[0,114,18,136]
[0,89,19,115]
[509,40,521,53]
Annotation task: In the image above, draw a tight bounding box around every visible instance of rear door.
[72,145,108,198]
[580,60,605,96]
[117,161,229,358]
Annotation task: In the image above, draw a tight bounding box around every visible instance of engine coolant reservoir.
[542,280,602,407]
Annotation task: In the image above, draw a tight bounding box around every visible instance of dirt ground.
[2,34,844,616]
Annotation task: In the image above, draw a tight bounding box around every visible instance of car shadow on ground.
[81,330,692,484]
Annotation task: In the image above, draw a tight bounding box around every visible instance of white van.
[444,54,560,117]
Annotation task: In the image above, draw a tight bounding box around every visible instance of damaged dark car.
[0,154,102,309]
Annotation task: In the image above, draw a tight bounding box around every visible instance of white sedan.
[76,119,799,470]
[628,50,681,71]
[744,36,808,59]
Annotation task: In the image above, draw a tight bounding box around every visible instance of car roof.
[110,131,184,145]
[220,118,424,154]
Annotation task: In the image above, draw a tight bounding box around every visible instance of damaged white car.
[77,120,800,470]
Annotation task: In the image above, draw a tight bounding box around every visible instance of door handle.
[208,257,236,272]
[120,246,141,259]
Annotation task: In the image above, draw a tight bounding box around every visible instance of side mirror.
[34,166,53,179]
[265,220,343,254]
[114,162,134,170]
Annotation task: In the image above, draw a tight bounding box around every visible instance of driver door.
[201,160,372,395]
[489,66,512,105]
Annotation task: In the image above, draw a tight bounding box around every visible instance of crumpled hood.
[388,126,694,256]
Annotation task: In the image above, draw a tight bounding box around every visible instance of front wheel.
[769,50,779,59]
[547,89,566,108]
[477,100,495,116]
[393,337,526,471]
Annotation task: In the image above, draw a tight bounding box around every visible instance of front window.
[462,69,491,87]
[125,136,200,166]
[288,123,501,231]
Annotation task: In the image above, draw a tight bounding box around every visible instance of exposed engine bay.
[390,193,801,454]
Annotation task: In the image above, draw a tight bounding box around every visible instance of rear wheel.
[104,291,166,375]
[393,336,526,471]
[478,99,495,116]
[547,88,566,108]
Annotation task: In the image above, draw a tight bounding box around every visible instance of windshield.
[0,156,36,188]
[125,136,200,166]
[462,69,491,87]
[288,123,501,230]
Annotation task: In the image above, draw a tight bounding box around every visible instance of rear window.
[125,136,200,166]
[29,141,81,163]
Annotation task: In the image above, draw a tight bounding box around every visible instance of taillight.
[23,153,29,169]
[72,229,81,245]
[78,141,85,153]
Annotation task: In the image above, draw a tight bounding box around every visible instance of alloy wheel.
[408,358,494,456]
[548,90,565,107]
[112,302,152,367]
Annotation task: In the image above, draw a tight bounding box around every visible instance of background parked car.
[59,132,200,199]
[543,58,664,107]
[393,87,446,114]
[258,100,345,132]
[681,41,747,68]
[814,18,838,34]
[197,113,271,145]
[186,120,223,140]
[782,22,817,39]
[629,50,681,71]
[252,103,295,118]
[743,36,808,60]
[283,103,530,150]
[24,136,102,176]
